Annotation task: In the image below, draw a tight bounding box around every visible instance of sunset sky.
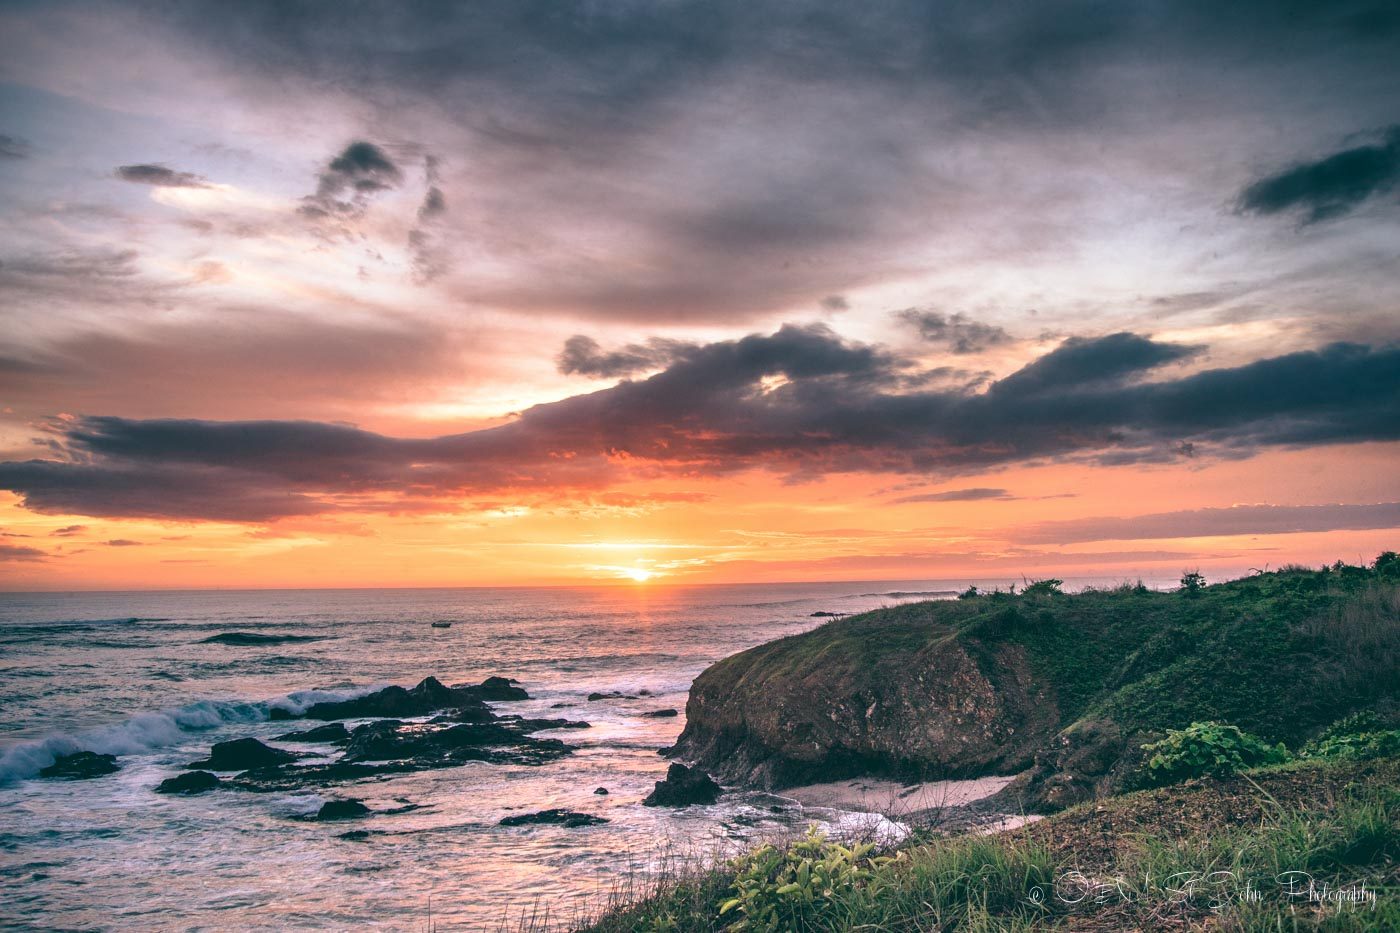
[1,1,1398,589]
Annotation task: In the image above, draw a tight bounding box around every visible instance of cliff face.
[670,566,1399,804]
[673,606,1062,788]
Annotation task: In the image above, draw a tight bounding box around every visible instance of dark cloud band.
[1,326,1397,521]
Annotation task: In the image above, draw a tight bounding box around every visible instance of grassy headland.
[574,557,1399,931]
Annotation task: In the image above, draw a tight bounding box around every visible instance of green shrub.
[718,827,897,931]
[1139,721,1288,787]
[1022,578,1063,596]
[1301,712,1400,762]
[1178,570,1206,595]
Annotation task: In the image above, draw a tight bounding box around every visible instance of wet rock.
[39,751,120,780]
[275,723,350,744]
[810,611,844,617]
[593,787,609,795]
[343,720,523,762]
[315,799,370,820]
[474,676,529,701]
[268,707,295,722]
[157,770,221,795]
[189,737,298,771]
[588,691,639,701]
[202,632,321,646]
[301,676,524,721]
[497,716,591,731]
[642,709,679,718]
[498,809,609,828]
[338,830,373,841]
[643,764,722,807]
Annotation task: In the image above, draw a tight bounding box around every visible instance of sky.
[0,0,1398,590]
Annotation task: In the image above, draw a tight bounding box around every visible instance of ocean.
[0,577,1164,930]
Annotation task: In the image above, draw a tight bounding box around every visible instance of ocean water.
[0,578,1157,930]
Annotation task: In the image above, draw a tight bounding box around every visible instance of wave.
[0,684,382,785]
[200,632,327,646]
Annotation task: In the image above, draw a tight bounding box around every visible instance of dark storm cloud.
[556,335,693,379]
[299,141,402,219]
[0,134,30,159]
[1022,502,1400,544]
[896,309,1014,354]
[2,325,1398,521]
[115,163,209,187]
[988,333,1199,396]
[1240,126,1400,223]
[891,488,1012,504]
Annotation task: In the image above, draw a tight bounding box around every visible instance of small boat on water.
[431,621,452,629]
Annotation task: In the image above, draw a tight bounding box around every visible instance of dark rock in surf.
[475,676,529,701]
[275,723,351,744]
[496,715,591,731]
[593,787,609,795]
[202,632,321,646]
[588,691,639,701]
[189,737,298,771]
[300,676,524,721]
[643,764,722,807]
[268,707,295,721]
[498,809,609,828]
[40,751,120,780]
[157,770,221,794]
[642,709,679,718]
[314,798,371,820]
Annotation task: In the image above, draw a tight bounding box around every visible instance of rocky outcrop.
[189,737,298,771]
[314,799,370,820]
[499,809,609,827]
[643,763,722,807]
[670,616,1059,789]
[275,723,350,744]
[39,751,120,780]
[302,676,518,720]
[156,770,221,794]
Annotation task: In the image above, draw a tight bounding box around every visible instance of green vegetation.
[575,757,1400,932]
[1138,721,1289,786]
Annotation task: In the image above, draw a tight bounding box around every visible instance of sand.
[778,774,1017,816]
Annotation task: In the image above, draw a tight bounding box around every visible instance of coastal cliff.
[671,562,1399,808]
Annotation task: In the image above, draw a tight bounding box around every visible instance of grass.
[564,756,1399,932]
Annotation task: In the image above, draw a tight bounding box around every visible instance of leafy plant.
[1022,578,1063,596]
[957,585,981,600]
[1179,570,1206,595]
[718,827,898,931]
[1301,712,1400,762]
[1139,721,1288,787]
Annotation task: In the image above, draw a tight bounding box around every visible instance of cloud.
[0,134,30,159]
[51,525,86,536]
[556,335,693,379]
[115,163,210,187]
[0,542,47,561]
[105,539,144,547]
[1239,126,1400,223]
[1021,502,1400,544]
[896,310,1014,354]
[892,488,1012,504]
[1,326,1397,522]
[299,141,403,219]
[820,295,849,312]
